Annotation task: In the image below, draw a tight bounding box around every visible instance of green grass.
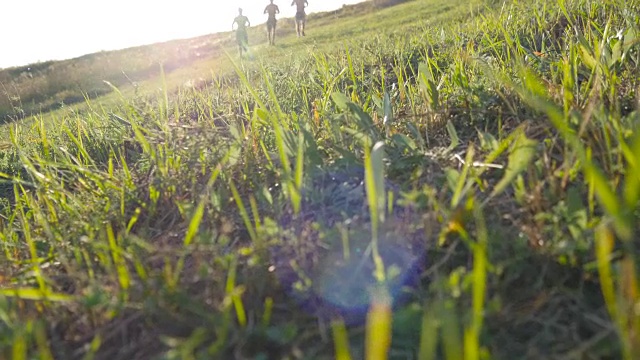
[1,0,640,358]
[0,1,401,123]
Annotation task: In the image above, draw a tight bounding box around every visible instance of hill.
[0,0,639,359]
[0,1,386,123]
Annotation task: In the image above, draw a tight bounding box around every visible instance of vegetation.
[1,0,639,358]
[0,1,379,123]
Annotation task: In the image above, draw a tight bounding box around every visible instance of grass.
[0,1,391,123]
[1,0,640,358]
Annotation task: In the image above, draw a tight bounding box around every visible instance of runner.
[291,0,308,37]
[232,8,251,57]
[264,0,280,45]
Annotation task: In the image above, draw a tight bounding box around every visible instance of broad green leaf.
[301,126,323,168]
[567,186,588,238]
[578,41,597,70]
[228,143,242,167]
[347,103,375,130]
[567,186,586,214]
[261,186,273,205]
[611,38,623,67]
[418,62,440,109]
[478,130,499,151]
[391,134,417,152]
[255,108,270,122]
[418,62,434,83]
[490,134,537,198]
[228,124,242,142]
[343,127,373,148]
[332,92,351,111]
[371,94,383,111]
[407,123,426,150]
[622,29,639,61]
[513,175,526,205]
[445,168,460,193]
[446,120,460,152]
[511,67,567,134]
[383,91,393,125]
[521,66,549,99]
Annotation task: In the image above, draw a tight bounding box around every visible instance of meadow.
[1,0,639,358]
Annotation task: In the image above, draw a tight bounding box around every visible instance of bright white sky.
[0,0,364,69]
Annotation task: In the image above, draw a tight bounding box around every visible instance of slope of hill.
[0,0,639,358]
[0,1,389,122]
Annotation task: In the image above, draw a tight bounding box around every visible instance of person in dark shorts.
[264,0,280,45]
[291,0,308,37]
[232,8,251,56]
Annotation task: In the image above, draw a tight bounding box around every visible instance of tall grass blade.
[441,300,463,360]
[229,180,258,244]
[465,200,488,360]
[292,131,305,215]
[365,286,392,360]
[332,318,353,360]
[596,224,631,358]
[35,321,54,360]
[418,306,439,360]
[0,288,74,302]
[451,146,474,208]
[446,121,459,152]
[12,330,27,360]
[225,257,247,327]
[183,199,205,247]
[106,224,130,292]
[364,141,387,282]
[489,132,537,199]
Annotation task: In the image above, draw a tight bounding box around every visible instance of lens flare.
[270,167,426,324]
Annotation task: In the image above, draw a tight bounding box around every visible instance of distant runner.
[291,0,308,37]
[232,8,251,57]
[264,1,280,45]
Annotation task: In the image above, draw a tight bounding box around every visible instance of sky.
[0,0,365,69]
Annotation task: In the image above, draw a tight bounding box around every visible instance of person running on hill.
[232,8,251,57]
[291,0,308,37]
[264,0,280,45]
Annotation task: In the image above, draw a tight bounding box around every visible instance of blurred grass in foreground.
[1,0,639,358]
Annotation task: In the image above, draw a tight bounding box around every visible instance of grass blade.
[332,318,353,360]
[364,141,387,282]
[365,286,392,360]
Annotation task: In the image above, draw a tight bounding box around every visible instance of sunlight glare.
[0,0,365,69]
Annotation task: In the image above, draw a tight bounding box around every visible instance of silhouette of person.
[232,8,251,56]
[264,0,280,45]
[291,0,308,37]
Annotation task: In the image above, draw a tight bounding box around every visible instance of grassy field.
[1,0,640,358]
[0,1,374,123]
